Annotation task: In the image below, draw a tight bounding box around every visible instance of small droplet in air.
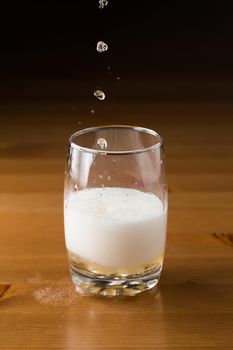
[99,0,108,9]
[91,109,95,114]
[112,158,116,164]
[97,138,108,150]
[107,66,111,70]
[134,182,138,186]
[94,90,105,101]
[96,41,108,53]
[72,107,76,111]
[98,174,104,180]
[74,184,78,191]
[107,175,111,181]
[116,76,121,80]
[78,121,82,125]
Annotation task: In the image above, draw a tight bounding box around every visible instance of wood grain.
[0,98,233,349]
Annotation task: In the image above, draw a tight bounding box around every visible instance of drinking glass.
[64,125,168,296]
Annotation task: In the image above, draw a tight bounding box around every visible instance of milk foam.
[64,187,167,268]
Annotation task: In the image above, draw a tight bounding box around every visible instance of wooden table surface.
[0,94,233,349]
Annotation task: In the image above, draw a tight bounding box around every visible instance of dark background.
[0,1,233,103]
[1,1,233,79]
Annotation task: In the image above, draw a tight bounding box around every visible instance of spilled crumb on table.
[33,278,85,306]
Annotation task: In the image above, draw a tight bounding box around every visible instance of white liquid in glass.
[64,187,167,270]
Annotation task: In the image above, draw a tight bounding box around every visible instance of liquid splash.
[97,138,108,150]
[94,90,106,100]
[97,41,108,53]
[99,0,108,9]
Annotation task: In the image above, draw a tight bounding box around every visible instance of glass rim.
[69,125,163,155]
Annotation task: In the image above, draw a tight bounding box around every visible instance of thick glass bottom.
[68,251,163,296]
[71,268,162,296]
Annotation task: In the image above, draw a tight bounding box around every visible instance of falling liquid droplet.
[72,107,76,111]
[134,182,138,186]
[96,41,108,53]
[97,138,108,150]
[107,66,111,70]
[107,175,111,181]
[98,174,104,180]
[99,0,108,9]
[74,184,78,191]
[116,76,120,80]
[94,90,105,101]
[91,109,95,114]
[78,121,82,125]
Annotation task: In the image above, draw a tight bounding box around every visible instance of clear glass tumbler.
[64,125,168,296]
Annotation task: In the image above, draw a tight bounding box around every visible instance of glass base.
[71,267,162,297]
